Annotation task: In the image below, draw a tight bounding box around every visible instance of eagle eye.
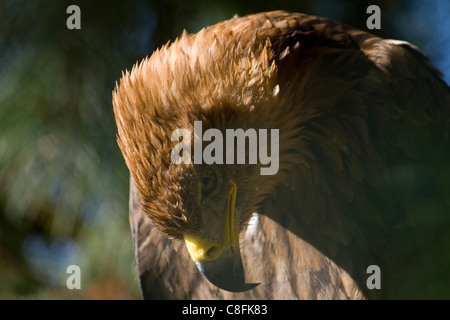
[201,167,217,200]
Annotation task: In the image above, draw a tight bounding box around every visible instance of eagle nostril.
[205,244,222,260]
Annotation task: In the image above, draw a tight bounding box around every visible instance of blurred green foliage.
[0,0,448,299]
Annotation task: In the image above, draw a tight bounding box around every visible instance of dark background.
[0,0,449,299]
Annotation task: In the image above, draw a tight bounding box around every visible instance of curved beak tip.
[193,246,259,292]
[195,260,259,292]
[234,282,260,292]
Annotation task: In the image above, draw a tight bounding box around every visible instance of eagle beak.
[183,182,259,292]
[191,244,258,292]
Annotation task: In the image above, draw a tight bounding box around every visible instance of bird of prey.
[113,11,450,299]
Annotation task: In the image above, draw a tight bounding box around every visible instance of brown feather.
[114,11,450,299]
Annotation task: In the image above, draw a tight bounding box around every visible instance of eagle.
[113,11,450,299]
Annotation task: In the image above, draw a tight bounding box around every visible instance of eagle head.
[112,18,295,291]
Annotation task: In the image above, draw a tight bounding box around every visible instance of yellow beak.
[183,182,258,292]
